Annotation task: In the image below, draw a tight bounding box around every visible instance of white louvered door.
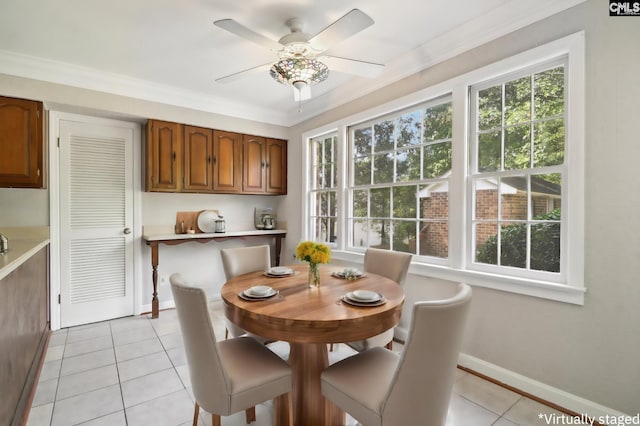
[59,119,134,327]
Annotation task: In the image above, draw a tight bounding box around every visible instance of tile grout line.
[47,330,67,426]
[110,318,129,426]
[490,395,523,425]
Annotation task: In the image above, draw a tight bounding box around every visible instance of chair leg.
[273,392,292,426]
[245,406,256,423]
[329,343,334,352]
[385,340,393,350]
[225,328,229,339]
[211,413,221,426]
[192,402,199,426]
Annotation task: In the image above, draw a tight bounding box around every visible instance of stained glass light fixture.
[270,57,329,101]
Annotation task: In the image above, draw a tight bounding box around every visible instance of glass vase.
[308,262,320,288]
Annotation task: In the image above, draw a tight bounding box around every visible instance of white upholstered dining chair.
[220,245,271,340]
[345,248,412,352]
[170,274,292,426]
[321,283,472,426]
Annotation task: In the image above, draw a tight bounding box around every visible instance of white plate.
[267,267,293,276]
[331,271,365,279]
[247,285,273,297]
[239,288,278,300]
[264,271,295,278]
[197,211,218,233]
[348,290,381,302]
[342,295,386,307]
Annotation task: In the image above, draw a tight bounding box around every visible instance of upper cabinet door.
[145,120,182,192]
[183,125,213,192]
[242,134,266,194]
[213,130,242,193]
[0,96,44,188]
[265,138,287,194]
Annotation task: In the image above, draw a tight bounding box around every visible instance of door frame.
[49,111,143,330]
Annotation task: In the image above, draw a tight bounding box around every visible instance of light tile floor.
[27,300,569,426]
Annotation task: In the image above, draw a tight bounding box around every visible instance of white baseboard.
[140,299,175,314]
[458,353,630,421]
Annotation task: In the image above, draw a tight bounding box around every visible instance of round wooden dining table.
[221,264,404,426]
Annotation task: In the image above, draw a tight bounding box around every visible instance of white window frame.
[346,97,453,263]
[308,132,339,245]
[467,57,567,282]
[300,32,585,304]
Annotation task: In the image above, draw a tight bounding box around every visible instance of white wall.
[0,188,48,226]
[139,192,286,311]
[287,0,640,416]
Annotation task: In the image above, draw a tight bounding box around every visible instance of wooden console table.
[143,228,286,319]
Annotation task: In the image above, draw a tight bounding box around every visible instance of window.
[348,98,453,258]
[309,133,338,244]
[469,60,566,280]
[303,32,584,303]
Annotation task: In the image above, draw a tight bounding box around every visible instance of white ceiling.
[0,0,584,127]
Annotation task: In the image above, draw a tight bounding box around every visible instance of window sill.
[331,250,585,305]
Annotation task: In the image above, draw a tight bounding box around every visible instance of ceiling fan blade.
[309,9,374,52]
[215,62,272,84]
[321,56,384,78]
[214,19,282,51]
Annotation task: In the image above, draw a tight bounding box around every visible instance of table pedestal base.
[288,342,345,426]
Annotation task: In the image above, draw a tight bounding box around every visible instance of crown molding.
[0,49,291,126]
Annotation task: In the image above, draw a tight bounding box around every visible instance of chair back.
[364,248,412,285]
[221,245,271,279]
[169,274,231,415]
[382,283,472,425]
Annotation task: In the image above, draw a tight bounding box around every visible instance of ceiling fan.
[213,9,384,101]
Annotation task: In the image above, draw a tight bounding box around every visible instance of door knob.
[123,228,131,234]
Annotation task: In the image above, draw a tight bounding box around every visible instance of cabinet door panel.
[213,130,242,193]
[0,96,44,188]
[266,138,287,194]
[183,125,213,192]
[146,120,181,191]
[242,135,266,193]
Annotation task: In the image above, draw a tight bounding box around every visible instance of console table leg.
[275,235,283,266]
[150,243,159,319]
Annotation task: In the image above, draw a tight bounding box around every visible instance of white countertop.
[142,225,287,242]
[0,227,50,281]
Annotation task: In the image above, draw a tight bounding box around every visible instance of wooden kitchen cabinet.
[212,130,242,193]
[0,96,44,188]
[266,138,287,194]
[145,119,182,192]
[242,134,267,194]
[183,125,213,192]
[242,135,287,195]
[0,245,49,424]
[145,119,286,195]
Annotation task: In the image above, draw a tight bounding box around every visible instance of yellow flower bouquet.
[295,241,331,288]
